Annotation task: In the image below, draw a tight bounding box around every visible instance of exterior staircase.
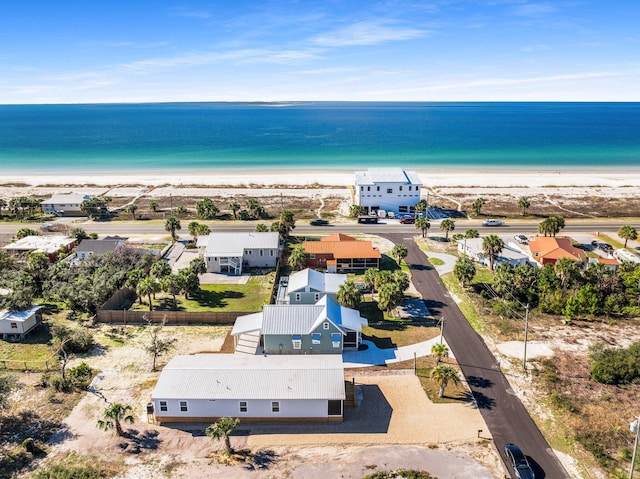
[235,331,261,355]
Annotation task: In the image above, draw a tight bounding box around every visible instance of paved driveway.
[342,337,454,368]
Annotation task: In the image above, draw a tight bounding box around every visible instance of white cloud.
[313,19,426,47]
[510,3,556,17]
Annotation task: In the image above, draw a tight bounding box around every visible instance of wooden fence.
[96,309,249,325]
[0,356,58,372]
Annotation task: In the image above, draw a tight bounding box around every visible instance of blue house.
[231,296,367,354]
[286,268,347,305]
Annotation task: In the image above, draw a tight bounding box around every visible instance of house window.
[311,333,321,344]
[179,401,188,412]
[295,293,301,301]
[270,250,274,256]
[314,293,320,301]
[272,401,280,413]
[408,186,412,191]
[159,401,168,412]
[387,188,392,194]
[331,333,341,348]
[360,186,364,192]
[323,322,329,330]
[10,322,17,329]
[292,335,302,349]
[377,186,380,191]
[213,257,218,262]
[309,254,315,259]
[247,250,252,255]
[367,186,370,191]
[399,186,403,191]
[259,250,264,256]
[239,401,247,413]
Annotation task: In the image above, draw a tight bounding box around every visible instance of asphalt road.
[0,217,634,238]
[382,232,572,479]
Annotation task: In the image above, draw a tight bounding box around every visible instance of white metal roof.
[152,354,345,400]
[287,268,347,294]
[3,236,75,254]
[458,237,528,261]
[41,193,92,205]
[202,232,279,256]
[354,168,422,186]
[0,305,42,322]
[231,312,264,336]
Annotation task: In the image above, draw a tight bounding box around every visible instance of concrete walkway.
[422,251,457,275]
[342,336,453,368]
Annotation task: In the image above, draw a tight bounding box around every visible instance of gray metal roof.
[75,239,124,255]
[354,168,422,186]
[261,296,367,335]
[0,305,42,322]
[288,268,347,294]
[202,232,279,256]
[152,354,345,400]
[41,193,92,205]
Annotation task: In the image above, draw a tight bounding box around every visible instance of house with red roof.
[528,236,587,265]
[303,233,381,272]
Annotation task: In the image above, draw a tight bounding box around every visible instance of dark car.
[309,219,329,226]
[504,443,535,479]
[399,216,415,224]
[598,242,614,253]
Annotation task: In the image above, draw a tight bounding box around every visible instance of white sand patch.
[496,341,554,360]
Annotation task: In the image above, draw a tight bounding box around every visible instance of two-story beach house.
[197,232,280,275]
[286,268,347,305]
[40,193,93,216]
[354,168,422,216]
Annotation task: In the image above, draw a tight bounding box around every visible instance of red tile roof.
[528,237,586,263]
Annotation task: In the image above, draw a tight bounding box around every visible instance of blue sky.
[1,1,639,103]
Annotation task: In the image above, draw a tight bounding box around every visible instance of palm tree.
[70,227,89,244]
[391,244,408,266]
[97,403,135,436]
[464,229,479,239]
[137,277,160,311]
[414,199,427,216]
[453,255,476,287]
[440,219,455,241]
[288,244,308,270]
[471,197,486,217]
[229,201,241,219]
[415,217,430,238]
[206,417,240,455]
[538,215,565,237]
[618,225,637,247]
[150,260,171,279]
[162,274,184,310]
[430,365,460,398]
[364,268,378,298]
[431,343,449,365]
[125,204,138,220]
[149,201,159,212]
[517,197,531,216]
[255,223,268,232]
[337,280,362,308]
[164,216,181,242]
[246,198,262,219]
[482,234,505,271]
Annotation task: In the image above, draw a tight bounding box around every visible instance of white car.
[514,234,528,244]
[482,219,504,226]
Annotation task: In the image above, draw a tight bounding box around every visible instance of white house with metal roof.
[197,232,280,275]
[3,235,76,261]
[457,237,529,268]
[354,168,423,215]
[151,353,346,423]
[231,295,367,354]
[0,305,43,340]
[286,268,347,304]
[40,193,93,216]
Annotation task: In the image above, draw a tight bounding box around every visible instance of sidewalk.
[343,336,453,368]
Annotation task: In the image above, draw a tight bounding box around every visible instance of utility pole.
[439,317,446,345]
[523,304,530,372]
[630,415,639,479]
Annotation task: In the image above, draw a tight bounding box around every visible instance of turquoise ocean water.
[1,102,639,176]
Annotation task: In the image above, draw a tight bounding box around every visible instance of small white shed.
[0,306,43,340]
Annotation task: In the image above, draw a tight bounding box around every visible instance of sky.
[1,0,639,103]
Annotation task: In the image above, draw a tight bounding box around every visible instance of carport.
[230,312,263,354]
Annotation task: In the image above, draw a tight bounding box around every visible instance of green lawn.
[131,274,274,312]
[362,324,440,348]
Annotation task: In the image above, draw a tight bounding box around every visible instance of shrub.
[67,362,95,390]
[590,342,640,385]
[49,375,72,393]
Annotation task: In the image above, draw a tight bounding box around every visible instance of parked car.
[482,219,504,227]
[504,443,535,479]
[598,242,614,253]
[356,283,372,293]
[399,216,416,224]
[514,234,528,244]
[309,219,329,226]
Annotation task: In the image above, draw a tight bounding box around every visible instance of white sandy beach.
[2,169,640,204]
